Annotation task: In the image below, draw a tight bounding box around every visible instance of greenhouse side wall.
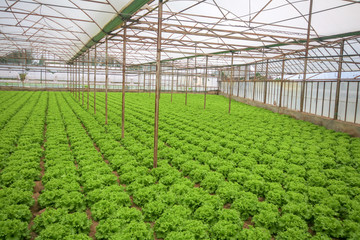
[219,80,360,138]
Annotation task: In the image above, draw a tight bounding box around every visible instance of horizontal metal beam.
[68,0,150,63]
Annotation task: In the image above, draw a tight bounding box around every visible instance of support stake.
[334,40,345,120]
[105,36,109,125]
[153,0,163,168]
[300,0,313,112]
[122,26,127,137]
[204,56,208,109]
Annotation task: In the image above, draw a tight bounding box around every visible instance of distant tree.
[0,49,34,65]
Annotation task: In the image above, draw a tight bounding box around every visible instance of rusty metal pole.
[253,63,257,101]
[264,60,269,103]
[236,66,241,97]
[334,40,345,120]
[87,50,90,110]
[73,61,76,97]
[279,58,286,108]
[94,45,97,115]
[176,69,179,92]
[69,64,71,93]
[185,58,189,105]
[121,26,127,138]
[105,36,109,125]
[204,55,208,109]
[75,60,78,99]
[143,70,146,92]
[78,58,81,103]
[300,0,313,112]
[75,61,77,97]
[171,60,174,102]
[67,65,70,91]
[195,44,197,93]
[149,64,152,97]
[44,52,47,90]
[153,0,163,168]
[229,52,234,113]
[244,65,248,98]
[82,55,85,106]
[69,64,72,93]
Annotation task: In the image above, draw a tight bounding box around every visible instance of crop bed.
[0,91,360,240]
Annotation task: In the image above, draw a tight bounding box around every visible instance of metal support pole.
[171,60,174,102]
[264,60,269,103]
[195,44,197,93]
[105,36,109,125]
[66,65,69,90]
[176,70,179,92]
[78,58,81,101]
[153,0,163,168]
[69,65,71,93]
[253,63,257,101]
[122,27,127,137]
[87,50,90,110]
[185,58,189,105]
[82,55,85,106]
[94,45,97,115]
[279,58,286,108]
[73,62,76,96]
[204,56,208,109]
[138,72,140,93]
[75,60,77,98]
[149,64,152,97]
[300,0,313,112]
[229,52,234,113]
[45,52,47,90]
[143,70,146,92]
[334,40,345,120]
[244,65,248,98]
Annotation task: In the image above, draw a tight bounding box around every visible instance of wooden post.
[334,40,345,120]
[94,45,97,115]
[171,60,174,102]
[105,36,109,125]
[229,52,234,113]
[185,58,189,105]
[204,56,208,109]
[279,58,286,107]
[264,60,269,103]
[122,26,127,137]
[153,0,163,168]
[300,0,313,112]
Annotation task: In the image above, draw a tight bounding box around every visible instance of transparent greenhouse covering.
[1,0,360,72]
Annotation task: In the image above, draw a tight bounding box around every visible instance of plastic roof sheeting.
[1,0,360,73]
[0,0,135,60]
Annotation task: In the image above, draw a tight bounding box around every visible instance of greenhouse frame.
[0,0,360,239]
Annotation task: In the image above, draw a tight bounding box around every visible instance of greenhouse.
[0,0,360,239]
